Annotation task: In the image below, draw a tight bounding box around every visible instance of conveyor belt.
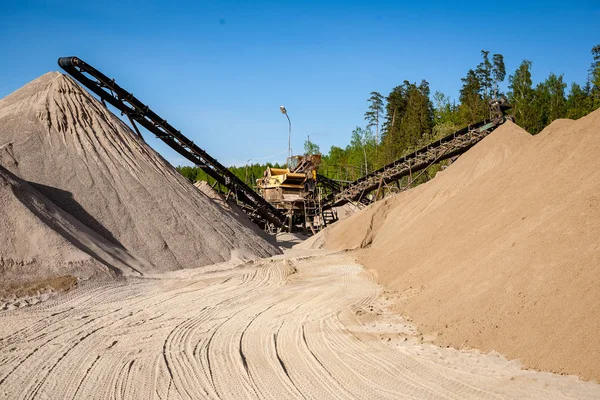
[316,174,346,193]
[58,56,287,229]
[322,114,509,208]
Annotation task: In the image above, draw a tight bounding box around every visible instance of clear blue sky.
[1,1,599,167]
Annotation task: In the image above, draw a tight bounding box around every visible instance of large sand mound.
[302,121,531,251]
[0,165,151,289]
[0,72,280,280]
[316,114,600,381]
[193,180,280,245]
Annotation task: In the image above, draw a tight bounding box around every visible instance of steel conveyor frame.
[322,115,509,208]
[58,56,287,229]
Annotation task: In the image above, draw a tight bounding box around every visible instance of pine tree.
[364,92,385,147]
[590,44,600,109]
[544,73,567,123]
[459,69,485,124]
[566,82,592,119]
[526,73,566,134]
[476,50,493,99]
[491,53,506,98]
[379,81,434,162]
[381,83,410,162]
[508,60,536,132]
[415,80,434,143]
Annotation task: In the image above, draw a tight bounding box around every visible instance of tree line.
[319,45,600,182]
[177,162,285,189]
[178,45,600,188]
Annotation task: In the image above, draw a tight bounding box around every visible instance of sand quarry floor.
[1,250,599,399]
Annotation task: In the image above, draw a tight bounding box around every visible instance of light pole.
[245,158,252,185]
[280,106,291,166]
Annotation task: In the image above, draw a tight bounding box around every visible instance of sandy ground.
[1,251,598,399]
[308,114,600,381]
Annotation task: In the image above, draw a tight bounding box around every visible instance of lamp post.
[280,106,291,166]
[245,158,252,185]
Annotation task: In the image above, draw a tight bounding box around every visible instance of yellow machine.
[257,155,320,201]
[256,154,322,232]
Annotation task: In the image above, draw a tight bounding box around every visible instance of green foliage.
[508,60,537,132]
[380,80,433,163]
[179,47,600,196]
[566,82,593,119]
[304,138,320,155]
[507,46,598,133]
[476,50,493,98]
[364,91,385,146]
[591,45,600,109]
[458,50,507,125]
[320,126,376,181]
[459,69,486,124]
[509,63,570,134]
[492,53,506,97]
[175,161,284,189]
[318,46,598,193]
[534,73,567,129]
[432,91,461,139]
[350,127,376,175]
[381,82,408,162]
[178,166,199,183]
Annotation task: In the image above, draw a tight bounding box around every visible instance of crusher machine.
[256,154,325,233]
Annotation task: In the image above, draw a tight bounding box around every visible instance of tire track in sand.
[0,252,599,399]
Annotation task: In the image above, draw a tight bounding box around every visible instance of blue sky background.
[1,0,599,167]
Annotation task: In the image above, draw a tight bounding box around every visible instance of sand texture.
[0,72,280,283]
[316,114,600,381]
[0,164,143,287]
[1,251,599,399]
[193,180,278,247]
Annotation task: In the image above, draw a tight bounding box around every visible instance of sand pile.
[0,164,149,291]
[333,201,363,221]
[0,72,280,284]
[302,121,531,251]
[193,180,277,244]
[316,115,600,381]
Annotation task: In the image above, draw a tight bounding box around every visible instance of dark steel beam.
[322,116,509,208]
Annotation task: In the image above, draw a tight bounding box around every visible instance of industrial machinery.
[256,154,323,233]
[58,55,512,234]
